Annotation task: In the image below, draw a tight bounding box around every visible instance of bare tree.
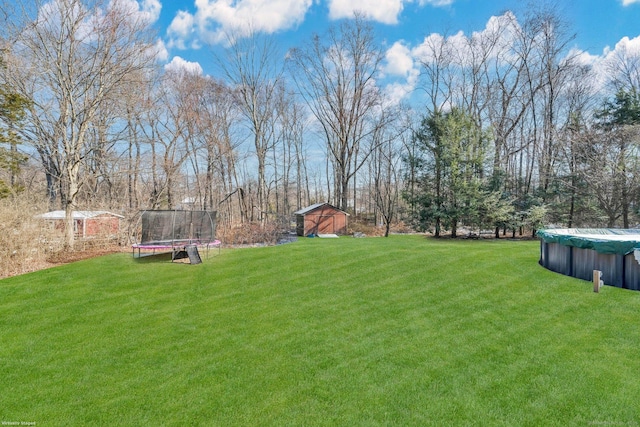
[606,42,640,93]
[371,107,409,236]
[217,30,284,224]
[526,8,577,193]
[555,62,597,227]
[177,72,247,223]
[484,11,538,185]
[415,31,456,116]
[6,0,158,247]
[143,69,194,209]
[289,15,386,211]
[274,85,309,216]
[574,124,628,227]
[123,76,156,211]
[200,79,244,218]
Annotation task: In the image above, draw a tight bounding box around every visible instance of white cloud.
[381,11,640,104]
[168,10,197,50]
[622,0,640,5]
[326,0,453,24]
[571,47,601,68]
[382,71,418,105]
[604,35,640,57]
[155,39,169,62]
[166,0,457,48]
[164,56,204,75]
[411,32,447,64]
[412,12,520,68]
[415,0,454,5]
[101,0,162,25]
[127,0,161,24]
[141,0,162,21]
[328,0,403,24]
[381,41,420,104]
[592,35,640,91]
[34,0,165,62]
[168,0,313,48]
[114,0,167,66]
[383,81,410,105]
[384,41,414,76]
[385,12,520,104]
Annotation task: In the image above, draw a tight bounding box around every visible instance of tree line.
[404,9,640,237]
[0,0,639,247]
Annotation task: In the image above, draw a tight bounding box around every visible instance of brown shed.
[294,203,348,236]
[39,210,123,238]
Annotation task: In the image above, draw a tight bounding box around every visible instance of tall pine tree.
[0,56,29,198]
[407,107,490,237]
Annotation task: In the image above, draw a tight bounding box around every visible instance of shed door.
[318,216,334,234]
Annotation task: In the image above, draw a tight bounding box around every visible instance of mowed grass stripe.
[1,235,640,425]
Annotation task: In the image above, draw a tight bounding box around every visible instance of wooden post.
[593,270,603,293]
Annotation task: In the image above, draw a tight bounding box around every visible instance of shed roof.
[39,210,124,220]
[293,203,348,216]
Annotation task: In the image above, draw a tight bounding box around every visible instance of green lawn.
[2,235,640,426]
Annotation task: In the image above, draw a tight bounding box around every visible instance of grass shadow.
[132,251,173,263]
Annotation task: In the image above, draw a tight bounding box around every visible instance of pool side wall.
[540,241,640,291]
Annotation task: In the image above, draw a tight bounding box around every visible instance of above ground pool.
[537,228,640,291]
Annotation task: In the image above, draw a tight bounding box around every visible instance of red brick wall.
[48,215,120,238]
[85,216,120,236]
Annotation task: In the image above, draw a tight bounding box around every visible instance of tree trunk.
[340,176,349,212]
[64,167,80,249]
[65,205,75,249]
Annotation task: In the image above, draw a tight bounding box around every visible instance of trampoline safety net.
[140,210,217,245]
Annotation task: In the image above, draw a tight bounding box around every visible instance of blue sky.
[140,0,640,101]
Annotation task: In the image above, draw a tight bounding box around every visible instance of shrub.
[0,194,55,278]
[219,221,283,246]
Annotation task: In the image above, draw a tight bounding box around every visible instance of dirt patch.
[45,247,123,264]
[1,247,126,280]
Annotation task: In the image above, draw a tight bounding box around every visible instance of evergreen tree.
[406,107,491,237]
[589,88,640,227]
[0,57,29,198]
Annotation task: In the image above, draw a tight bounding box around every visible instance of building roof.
[293,203,348,216]
[39,210,124,220]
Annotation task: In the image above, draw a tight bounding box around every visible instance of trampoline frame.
[131,239,221,259]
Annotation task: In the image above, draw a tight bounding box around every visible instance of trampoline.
[537,228,640,291]
[132,210,220,262]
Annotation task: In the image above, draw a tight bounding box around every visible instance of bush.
[0,195,130,278]
[348,219,385,237]
[219,221,283,246]
[348,218,415,237]
[0,194,56,278]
